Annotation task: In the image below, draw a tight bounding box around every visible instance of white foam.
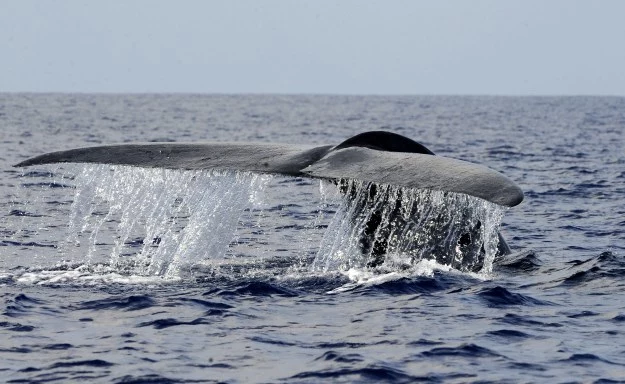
[326,258,491,294]
[15,265,178,286]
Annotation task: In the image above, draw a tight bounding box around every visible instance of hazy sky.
[2,0,624,95]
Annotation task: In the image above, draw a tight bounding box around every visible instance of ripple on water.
[217,281,300,297]
[315,350,365,364]
[77,295,156,311]
[557,252,625,289]
[420,343,503,358]
[476,286,552,307]
[288,365,427,384]
[137,317,212,330]
[486,329,532,339]
[3,294,46,318]
[499,313,563,328]
[496,250,542,272]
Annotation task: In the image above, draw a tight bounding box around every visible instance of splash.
[62,165,270,278]
[311,179,507,275]
[7,165,507,283]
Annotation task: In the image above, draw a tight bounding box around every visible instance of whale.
[14,131,523,269]
[14,131,523,207]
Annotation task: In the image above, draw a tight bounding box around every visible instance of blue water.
[1,94,624,383]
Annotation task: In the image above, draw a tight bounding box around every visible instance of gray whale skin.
[15,131,523,208]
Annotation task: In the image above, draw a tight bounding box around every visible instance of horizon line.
[2,91,624,98]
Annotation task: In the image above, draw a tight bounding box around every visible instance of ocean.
[1,94,624,383]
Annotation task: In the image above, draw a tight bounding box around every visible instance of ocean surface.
[0,94,624,383]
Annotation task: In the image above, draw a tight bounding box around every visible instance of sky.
[2,0,624,95]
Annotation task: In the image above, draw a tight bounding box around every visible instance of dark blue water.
[1,94,624,383]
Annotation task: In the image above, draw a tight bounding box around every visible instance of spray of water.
[63,165,270,278]
[8,165,507,283]
[311,179,507,275]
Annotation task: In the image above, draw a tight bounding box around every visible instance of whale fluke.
[14,131,523,207]
[302,147,523,207]
[13,143,334,176]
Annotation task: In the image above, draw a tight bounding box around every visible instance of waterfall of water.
[311,179,507,274]
[36,165,507,280]
[64,165,270,278]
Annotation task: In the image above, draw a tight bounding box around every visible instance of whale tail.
[14,131,523,207]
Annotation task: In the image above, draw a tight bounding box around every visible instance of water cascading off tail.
[58,166,506,279]
[64,165,270,278]
[311,179,507,275]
